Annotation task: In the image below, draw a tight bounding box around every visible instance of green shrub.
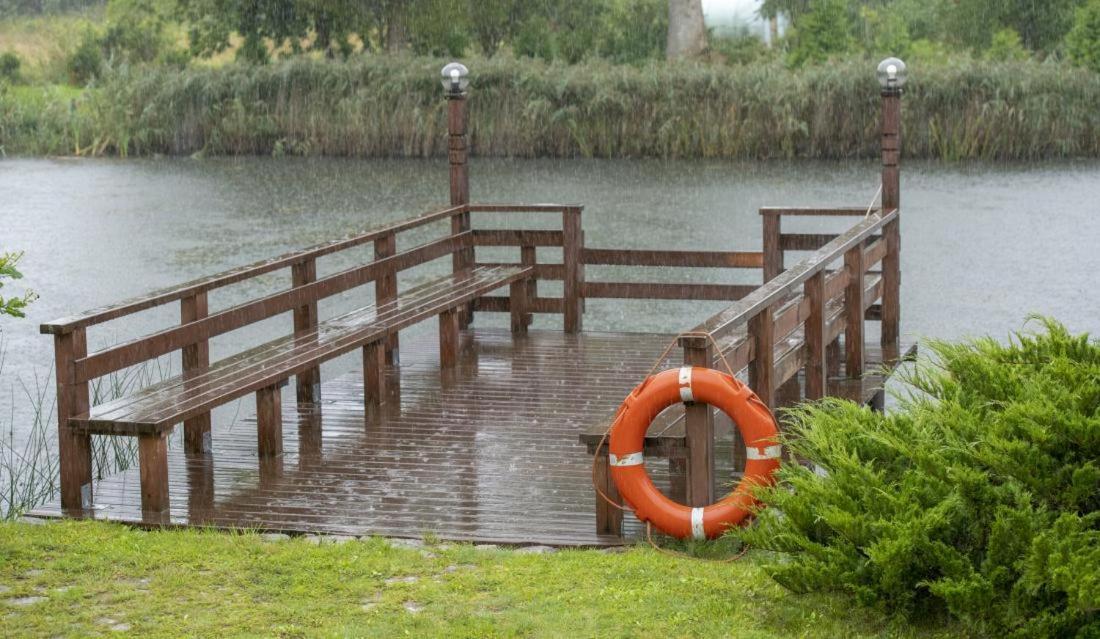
[1068,0,1100,73]
[736,319,1100,637]
[66,29,104,85]
[986,28,1030,62]
[0,51,20,83]
[786,0,855,68]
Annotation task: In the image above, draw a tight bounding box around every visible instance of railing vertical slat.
[748,306,776,408]
[520,245,537,327]
[181,292,211,453]
[562,206,584,333]
[55,328,92,513]
[803,271,827,400]
[762,213,783,282]
[845,246,865,376]
[373,234,399,364]
[292,259,320,404]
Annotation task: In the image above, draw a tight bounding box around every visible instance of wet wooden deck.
[34,329,711,546]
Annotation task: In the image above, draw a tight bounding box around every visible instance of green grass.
[0,520,970,637]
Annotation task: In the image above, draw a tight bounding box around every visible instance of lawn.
[0,520,968,638]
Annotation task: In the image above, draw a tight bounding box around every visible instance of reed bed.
[2,54,1099,160]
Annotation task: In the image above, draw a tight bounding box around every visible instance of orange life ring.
[608,366,781,540]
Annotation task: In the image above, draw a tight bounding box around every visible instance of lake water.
[2,157,1099,448]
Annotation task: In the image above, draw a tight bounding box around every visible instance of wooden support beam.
[562,207,584,333]
[363,339,386,406]
[510,278,528,334]
[181,292,212,454]
[683,342,714,507]
[881,89,902,349]
[55,329,92,514]
[593,448,624,536]
[520,246,537,327]
[256,385,284,458]
[762,213,783,282]
[439,308,460,368]
[845,245,865,377]
[804,270,827,400]
[138,432,170,515]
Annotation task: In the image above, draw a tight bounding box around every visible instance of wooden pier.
[33,67,910,545]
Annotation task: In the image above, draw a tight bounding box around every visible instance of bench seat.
[72,265,533,436]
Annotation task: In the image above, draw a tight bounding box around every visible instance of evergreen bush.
[736,319,1100,637]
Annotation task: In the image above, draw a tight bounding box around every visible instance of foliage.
[0,251,35,319]
[1068,0,1100,73]
[736,319,1100,637]
[786,0,855,68]
[985,28,1029,62]
[0,520,967,637]
[0,50,21,81]
[65,28,102,84]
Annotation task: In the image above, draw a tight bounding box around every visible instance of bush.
[986,28,1030,62]
[1068,0,1100,73]
[736,319,1100,637]
[66,29,104,85]
[0,51,20,83]
[786,0,855,68]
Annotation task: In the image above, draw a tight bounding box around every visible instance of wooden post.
[509,278,528,334]
[748,306,776,408]
[762,212,783,282]
[256,385,284,458]
[803,271,827,400]
[439,308,460,368]
[682,339,714,506]
[845,245,865,377]
[562,206,584,333]
[138,432,170,515]
[594,448,623,536]
[373,234,399,364]
[881,85,902,350]
[521,246,537,327]
[448,91,474,328]
[181,292,211,454]
[363,339,386,405]
[55,329,92,514]
[292,259,321,404]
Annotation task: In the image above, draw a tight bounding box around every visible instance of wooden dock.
[34,69,910,545]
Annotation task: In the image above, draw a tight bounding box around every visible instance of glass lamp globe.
[441,62,469,94]
[876,57,908,89]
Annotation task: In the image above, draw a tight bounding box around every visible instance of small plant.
[0,251,36,319]
[735,318,1100,637]
[0,52,21,84]
[67,29,105,86]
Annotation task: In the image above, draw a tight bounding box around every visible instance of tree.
[1068,0,1100,73]
[0,251,35,319]
[786,0,854,67]
[666,0,706,59]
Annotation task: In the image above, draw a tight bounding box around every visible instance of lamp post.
[876,57,906,351]
[442,62,474,327]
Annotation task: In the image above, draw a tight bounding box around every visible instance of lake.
[2,157,1098,448]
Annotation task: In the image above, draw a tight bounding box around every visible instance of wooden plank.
[292,259,321,406]
[472,230,564,247]
[181,292,212,454]
[363,340,385,406]
[40,204,470,335]
[520,246,538,327]
[760,207,878,217]
[75,233,470,383]
[466,204,573,213]
[374,233,399,365]
[863,237,887,267]
[473,296,564,315]
[582,248,763,269]
[439,308,461,368]
[683,342,714,507]
[593,452,623,536]
[803,271,827,400]
[583,282,755,301]
[780,233,838,252]
[476,262,564,280]
[55,329,91,513]
[510,279,528,334]
[748,306,776,408]
[563,207,584,334]
[256,385,284,458]
[844,245,865,377]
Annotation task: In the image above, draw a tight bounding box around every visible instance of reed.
[2,54,1099,160]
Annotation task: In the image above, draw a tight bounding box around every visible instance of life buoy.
[608,367,781,540]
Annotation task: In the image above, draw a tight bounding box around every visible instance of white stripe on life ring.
[678,367,694,402]
[746,445,783,460]
[691,507,706,540]
[609,452,644,467]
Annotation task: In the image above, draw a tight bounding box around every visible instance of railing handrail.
[683,208,898,343]
[40,202,582,336]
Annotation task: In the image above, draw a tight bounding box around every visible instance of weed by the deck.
[0,520,969,637]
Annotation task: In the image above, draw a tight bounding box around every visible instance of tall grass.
[0,341,172,520]
[3,54,1100,160]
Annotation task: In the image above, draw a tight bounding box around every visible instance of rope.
[865,184,883,218]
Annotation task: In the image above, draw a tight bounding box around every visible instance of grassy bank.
[2,54,1100,160]
[0,520,968,637]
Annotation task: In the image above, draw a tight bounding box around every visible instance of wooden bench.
[70,264,532,515]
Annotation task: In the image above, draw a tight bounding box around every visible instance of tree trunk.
[667,0,708,60]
